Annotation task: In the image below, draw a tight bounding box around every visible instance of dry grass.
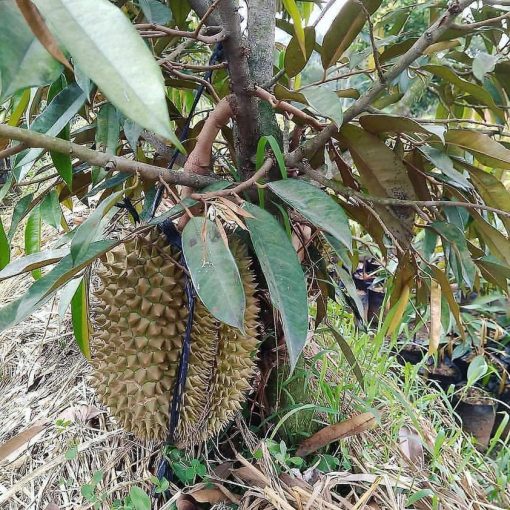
[0,225,508,509]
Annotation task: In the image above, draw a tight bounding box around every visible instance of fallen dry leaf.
[44,504,60,510]
[57,404,102,423]
[296,412,377,457]
[0,420,48,464]
[428,280,441,355]
[398,425,424,468]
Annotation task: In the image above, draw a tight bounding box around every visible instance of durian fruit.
[90,229,259,448]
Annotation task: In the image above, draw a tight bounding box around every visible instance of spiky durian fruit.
[90,229,259,448]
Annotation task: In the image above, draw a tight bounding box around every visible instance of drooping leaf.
[58,276,82,317]
[24,205,42,279]
[34,0,182,149]
[71,277,91,358]
[422,64,503,116]
[8,192,33,241]
[284,27,315,78]
[360,114,445,143]
[244,203,308,370]
[0,239,116,333]
[419,145,472,190]
[256,135,287,180]
[0,218,10,270]
[0,0,62,102]
[182,217,246,330]
[321,0,382,69]
[302,87,343,126]
[281,0,306,58]
[472,52,499,82]
[70,190,123,265]
[446,130,510,170]
[469,209,510,267]
[138,0,171,24]
[124,118,143,151]
[92,103,120,183]
[268,179,351,250]
[13,83,86,180]
[0,247,68,281]
[40,190,62,230]
[74,64,92,100]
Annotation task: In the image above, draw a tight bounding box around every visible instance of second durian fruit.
[90,229,259,448]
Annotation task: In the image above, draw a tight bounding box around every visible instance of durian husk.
[90,229,259,448]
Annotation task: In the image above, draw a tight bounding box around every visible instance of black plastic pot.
[367,286,385,322]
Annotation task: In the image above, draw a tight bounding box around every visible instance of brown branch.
[162,63,221,103]
[191,157,273,200]
[301,164,510,219]
[356,0,384,83]
[193,0,223,35]
[285,0,477,168]
[158,60,227,72]
[135,23,226,44]
[0,142,27,159]
[0,124,218,189]
[188,0,223,26]
[312,0,337,28]
[451,11,510,31]
[217,0,259,179]
[253,86,325,130]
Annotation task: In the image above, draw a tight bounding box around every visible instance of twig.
[297,68,376,91]
[253,86,324,130]
[0,123,218,189]
[162,63,221,103]
[301,164,510,219]
[312,0,337,28]
[261,68,286,90]
[285,0,477,168]
[0,142,27,159]
[191,158,273,200]
[451,11,510,31]
[157,60,227,71]
[135,23,226,44]
[356,0,385,83]
[193,0,223,35]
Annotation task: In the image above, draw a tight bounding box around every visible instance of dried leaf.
[0,420,48,464]
[296,412,377,457]
[428,280,441,355]
[15,0,72,70]
[57,404,102,423]
[398,426,424,468]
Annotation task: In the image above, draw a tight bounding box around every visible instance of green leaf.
[0,239,115,333]
[244,203,308,370]
[472,52,499,82]
[124,118,143,151]
[92,103,120,183]
[0,0,62,102]
[0,248,68,281]
[25,205,42,279]
[58,277,82,317]
[284,27,315,78]
[40,191,63,230]
[256,135,287,180]
[302,87,343,126]
[129,486,151,510]
[446,130,510,170]
[182,217,246,330]
[467,355,488,387]
[0,218,10,270]
[13,83,86,180]
[71,278,91,358]
[419,146,472,190]
[268,179,351,250]
[34,0,182,150]
[139,0,171,24]
[70,190,123,265]
[8,192,34,241]
[326,322,364,389]
[281,0,306,58]
[422,64,503,117]
[74,64,93,100]
[321,0,382,69]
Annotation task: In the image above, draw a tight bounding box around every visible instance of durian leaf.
[71,277,91,358]
[0,0,62,102]
[92,103,121,184]
[0,248,68,281]
[40,190,63,230]
[70,190,123,265]
[13,83,86,180]
[302,87,343,127]
[182,217,246,330]
[138,0,171,24]
[8,192,34,241]
[0,218,10,270]
[33,0,183,151]
[268,179,352,251]
[0,239,116,333]
[244,202,308,370]
[281,0,306,58]
[24,205,42,280]
[58,276,82,317]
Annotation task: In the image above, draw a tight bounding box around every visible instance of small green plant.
[255,439,303,473]
[80,470,106,510]
[163,447,207,485]
[112,486,151,510]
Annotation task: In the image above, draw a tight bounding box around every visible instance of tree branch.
[0,124,218,189]
[135,24,226,44]
[188,0,222,27]
[301,164,510,219]
[217,0,259,179]
[285,0,477,167]
[451,11,509,31]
